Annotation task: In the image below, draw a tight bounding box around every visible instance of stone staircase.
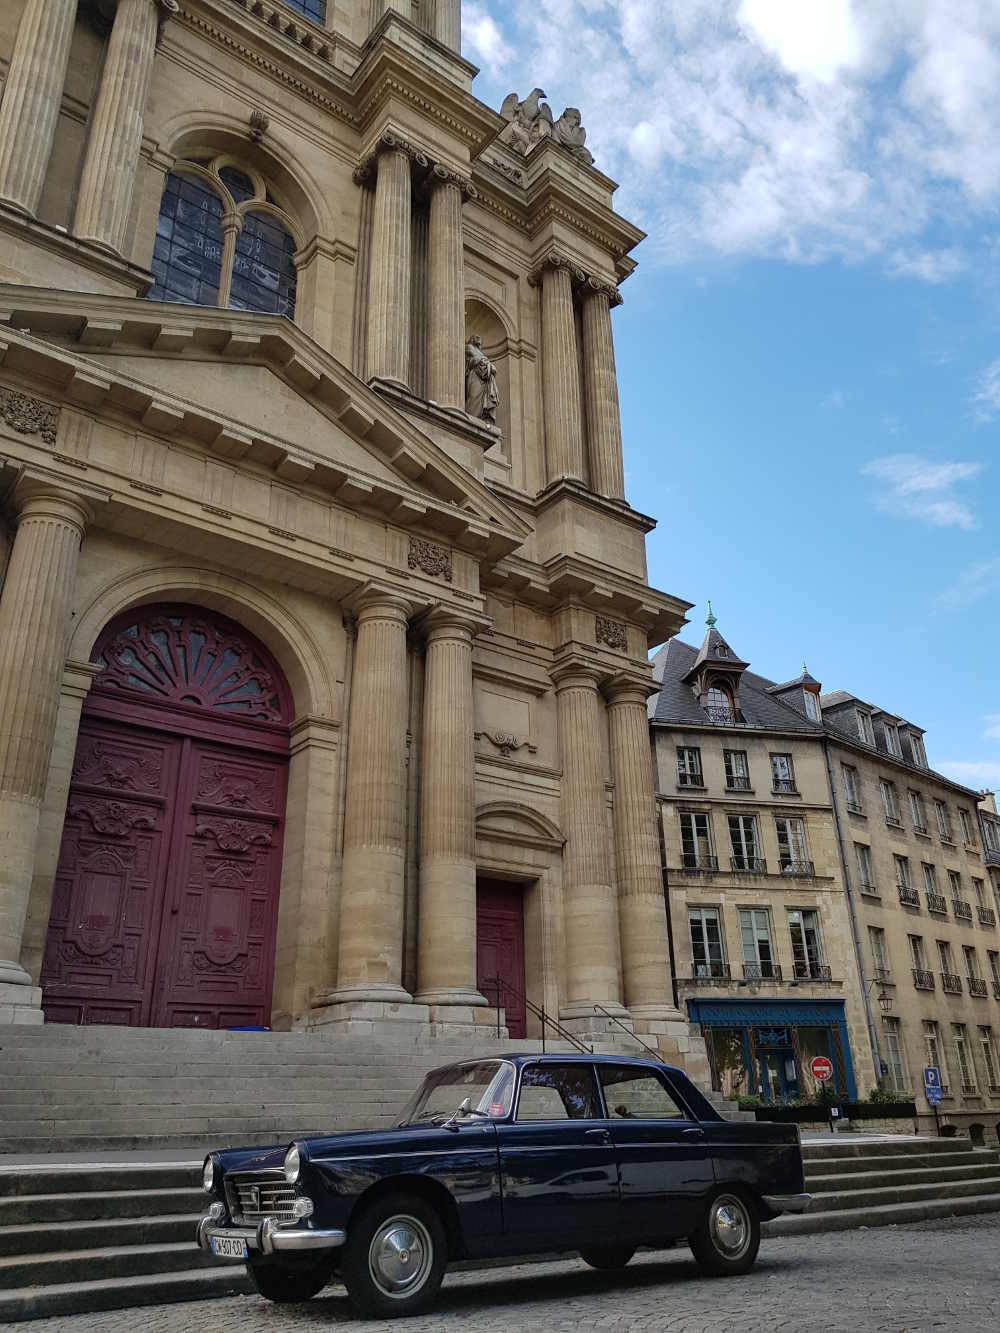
[764,1134,1000,1236]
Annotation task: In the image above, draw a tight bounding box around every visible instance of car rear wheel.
[579,1246,636,1270]
[341,1192,447,1319]
[688,1190,760,1277]
[247,1256,334,1303]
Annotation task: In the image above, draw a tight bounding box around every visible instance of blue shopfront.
[687,998,858,1105]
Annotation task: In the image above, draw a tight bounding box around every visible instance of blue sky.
[463,0,1000,793]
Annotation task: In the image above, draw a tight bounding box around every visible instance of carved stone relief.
[407,535,453,582]
[0,387,60,445]
[475,730,538,759]
[596,616,628,652]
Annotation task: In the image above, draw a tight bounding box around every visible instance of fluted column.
[540,261,585,482]
[0,0,78,217]
[0,491,89,1006]
[73,0,174,254]
[366,146,412,387]
[330,589,412,1004]
[582,284,626,501]
[433,0,461,51]
[555,665,626,1020]
[606,679,680,1018]
[426,171,465,411]
[415,610,486,1007]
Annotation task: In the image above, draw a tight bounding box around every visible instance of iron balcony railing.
[912,968,935,991]
[680,854,718,872]
[692,962,731,982]
[858,881,880,898]
[968,976,989,998]
[846,800,865,816]
[978,907,997,927]
[874,965,893,984]
[743,962,782,981]
[952,900,973,922]
[772,778,798,795]
[993,979,1000,1001]
[884,813,903,829]
[792,962,832,982]
[911,822,928,835]
[676,773,705,788]
[897,884,920,907]
[961,1081,978,1096]
[926,892,948,914]
[705,706,737,725]
[941,972,963,994]
[726,776,752,791]
[985,846,1000,867]
[730,855,766,874]
[940,832,956,847]
[779,859,815,877]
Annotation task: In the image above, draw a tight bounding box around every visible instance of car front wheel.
[247,1255,334,1303]
[340,1192,447,1319]
[688,1190,760,1277]
[579,1246,636,1270]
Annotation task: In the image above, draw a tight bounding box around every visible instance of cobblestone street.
[16,1215,1000,1333]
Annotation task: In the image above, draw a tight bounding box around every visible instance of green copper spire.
[706,600,717,629]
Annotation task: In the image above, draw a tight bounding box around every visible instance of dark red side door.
[476,880,526,1038]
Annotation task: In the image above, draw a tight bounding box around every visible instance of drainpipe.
[823,736,882,1085]
[656,797,680,1010]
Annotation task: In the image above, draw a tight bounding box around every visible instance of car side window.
[515,1063,601,1121]
[598,1066,688,1120]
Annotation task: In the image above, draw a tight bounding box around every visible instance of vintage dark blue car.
[198,1053,809,1317]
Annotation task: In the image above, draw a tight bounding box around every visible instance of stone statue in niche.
[552,108,594,165]
[500,90,596,166]
[465,335,500,424]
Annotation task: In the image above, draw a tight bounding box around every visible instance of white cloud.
[937,760,1000,790]
[973,359,1000,420]
[465,0,1000,272]
[861,454,983,528]
[935,556,1000,609]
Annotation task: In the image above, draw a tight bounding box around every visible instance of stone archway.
[40,604,293,1029]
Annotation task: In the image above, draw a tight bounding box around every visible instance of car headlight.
[202,1155,217,1195]
[283,1143,301,1185]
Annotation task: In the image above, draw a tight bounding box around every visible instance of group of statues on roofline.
[499,88,595,166]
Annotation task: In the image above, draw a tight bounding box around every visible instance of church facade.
[0,0,702,1071]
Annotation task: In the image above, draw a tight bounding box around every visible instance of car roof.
[436,1053,685,1076]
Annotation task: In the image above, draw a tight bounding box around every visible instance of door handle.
[682,1127,705,1138]
[585,1128,610,1140]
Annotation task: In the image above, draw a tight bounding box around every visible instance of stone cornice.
[0,206,153,298]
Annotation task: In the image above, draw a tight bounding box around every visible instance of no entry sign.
[810,1056,834,1083]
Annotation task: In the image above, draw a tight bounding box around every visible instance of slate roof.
[685,626,749,678]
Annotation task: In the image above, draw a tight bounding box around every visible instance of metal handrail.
[488,975,592,1054]
[592,1004,661,1060]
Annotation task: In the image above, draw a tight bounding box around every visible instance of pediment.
[0,287,531,560]
[475,801,565,850]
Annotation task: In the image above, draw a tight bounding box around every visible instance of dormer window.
[716,645,729,658]
[910,732,928,768]
[856,710,875,745]
[883,722,901,758]
[706,685,735,726]
[803,691,821,722]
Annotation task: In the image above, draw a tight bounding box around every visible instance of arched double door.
[41,605,292,1029]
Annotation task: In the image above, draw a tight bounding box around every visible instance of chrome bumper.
[762,1192,812,1214]
[197,1208,346,1257]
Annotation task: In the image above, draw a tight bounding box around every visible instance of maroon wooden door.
[42,606,291,1029]
[476,880,526,1039]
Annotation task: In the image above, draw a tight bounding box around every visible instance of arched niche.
[465,297,511,453]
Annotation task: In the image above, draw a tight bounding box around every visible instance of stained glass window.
[283,0,326,22]
[230,211,298,318]
[150,173,224,307]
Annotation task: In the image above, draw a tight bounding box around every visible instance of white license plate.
[210,1234,248,1260]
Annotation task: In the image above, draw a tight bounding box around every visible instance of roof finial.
[803,661,808,675]
[706,600,717,629]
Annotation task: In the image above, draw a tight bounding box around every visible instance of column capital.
[427,162,477,201]
[603,673,657,708]
[551,659,605,693]
[11,486,93,537]
[528,252,622,305]
[417,604,492,644]
[343,582,414,625]
[353,131,429,185]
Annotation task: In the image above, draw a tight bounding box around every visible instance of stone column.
[606,679,680,1019]
[0,0,78,217]
[582,283,626,502]
[73,0,174,254]
[540,261,585,483]
[366,144,412,387]
[330,589,412,1004]
[426,170,465,412]
[0,490,90,1022]
[415,610,487,1008]
[554,665,626,1020]
[433,0,461,51]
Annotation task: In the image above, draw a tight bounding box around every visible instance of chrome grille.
[226,1174,298,1224]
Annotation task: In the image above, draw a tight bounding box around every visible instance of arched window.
[150,156,299,319]
[706,685,735,725]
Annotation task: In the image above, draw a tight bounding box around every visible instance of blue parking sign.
[924,1066,942,1104]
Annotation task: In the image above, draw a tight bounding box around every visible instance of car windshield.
[398,1060,515,1125]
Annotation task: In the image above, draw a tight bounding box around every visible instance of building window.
[908,934,926,970]
[937,940,954,972]
[869,925,889,977]
[980,1027,1000,1090]
[894,855,911,889]
[676,747,704,788]
[882,1018,908,1093]
[989,950,1000,992]
[689,908,727,979]
[974,878,987,909]
[935,800,953,842]
[679,811,715,870]
[856,709,875,745]
[953,1024,976,1094]
[855,842,875,890]
[770,753,796,794]
[883,721,901,757]
[923,1020,949,1090]
[738,908,777,979]
[728,814,762,872]
[922,863,937,893]
[963,945,982,983]
[150,160,299,318]
[842,764,862,812]
[909,732,928,767]
[282,0,326,20]
[880,780,900,826]
[705,685,735,725]
[985,818,1000,855]
[724,750,751,790]
[803,690,821,722]
[959,808,974,846]
[948,870,963,901]
[775,817,810,873]
[788,909,825,979]
[908,790,927,833]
